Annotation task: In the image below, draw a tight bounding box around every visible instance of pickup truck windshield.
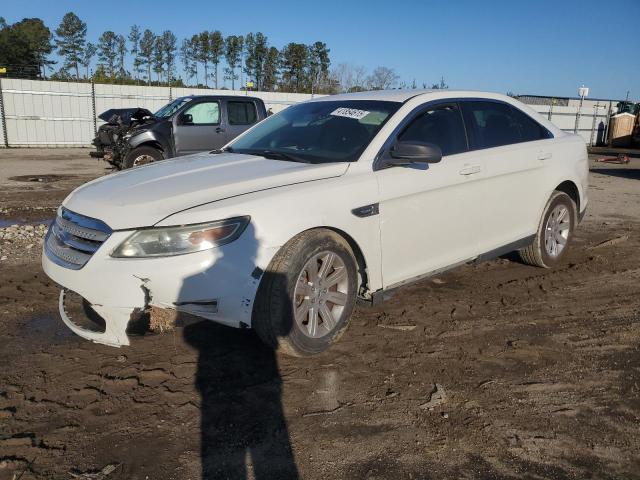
[154,97,192,118]
[229,100,401,163]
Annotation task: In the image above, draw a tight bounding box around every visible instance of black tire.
[519,191,576,268]
[123,145,163,169]
[252,229,358,357]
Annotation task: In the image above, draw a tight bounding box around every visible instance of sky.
[3,0,639,100]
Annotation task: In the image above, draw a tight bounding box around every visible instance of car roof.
[178,95,263,102]
[309,89,515,104]
[307,89,564,137]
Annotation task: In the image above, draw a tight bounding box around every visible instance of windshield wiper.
[241,149,310,163]
[210,146,234,154]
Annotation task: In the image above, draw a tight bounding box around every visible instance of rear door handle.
[459,164,482,175]
[538,151,552,160]
[215,127,225,133]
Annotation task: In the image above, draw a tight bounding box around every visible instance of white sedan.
[42,90,588,356]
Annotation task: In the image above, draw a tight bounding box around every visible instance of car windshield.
[228,100,401,163]
[154,97,192,118]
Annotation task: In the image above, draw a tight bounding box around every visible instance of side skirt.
[360,234,535,307]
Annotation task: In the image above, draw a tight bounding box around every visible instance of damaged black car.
[91,95,268,169]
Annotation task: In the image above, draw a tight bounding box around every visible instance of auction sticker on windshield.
[330,107,371,120]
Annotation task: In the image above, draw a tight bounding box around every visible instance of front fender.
[154,171,384,292]
[128,130,173,156]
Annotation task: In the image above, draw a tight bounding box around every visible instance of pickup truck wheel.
[252,229,357,357]
[124,146,163,169]
[519,191,576,268]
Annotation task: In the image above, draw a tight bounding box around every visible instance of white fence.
[0,78,315,147]
[0,78,614,147]
[532,103,613,145]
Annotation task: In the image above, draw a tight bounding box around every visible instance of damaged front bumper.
[58,289,134,347]
[43,228,276,347]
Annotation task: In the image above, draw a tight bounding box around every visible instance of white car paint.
[42,90,588,347]
[64,152,349,229]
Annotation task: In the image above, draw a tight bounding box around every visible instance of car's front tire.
[519,191,577,268]
[123,146,163,169]
[252,229,358,356]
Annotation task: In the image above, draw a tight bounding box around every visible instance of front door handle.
[215,127,225,133]
[538,151,552,160]
[459,164,481,175]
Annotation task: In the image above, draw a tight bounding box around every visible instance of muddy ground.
[1,148,639,480]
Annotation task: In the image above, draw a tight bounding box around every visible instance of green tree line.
[0,12,334,93]
[1,12,447,93]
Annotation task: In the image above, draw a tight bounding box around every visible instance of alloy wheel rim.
[544,204,570,258]
[293,251,349,339]
[133,154,155,166]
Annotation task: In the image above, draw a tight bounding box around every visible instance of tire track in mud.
[1,218,640,478]
[319,222,640,479]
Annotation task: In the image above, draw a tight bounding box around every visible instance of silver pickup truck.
[91,95,268,169]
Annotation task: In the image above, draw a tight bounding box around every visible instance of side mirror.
[180,113,193,125]
[386,141,442,166]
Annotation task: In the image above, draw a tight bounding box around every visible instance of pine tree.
[209,30,224,89]
[97,31,117,79]
[128,25,142,80]
[116,34,127,78]
[180,37,198,85]
[196,31,210,87]
[152,35,164,84]
[280,43,308,92]
[139,29,155,83]
[54,12,87,79]
[262,46,280,92]
[308,41,330,93]
[224,35,243,90]
[160,30,177,84]
[244,32,268,90]
[80,42,96,78]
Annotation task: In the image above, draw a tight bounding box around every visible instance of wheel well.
[323,227,369,296]
[134,141,164,153]
[555,181,580,212]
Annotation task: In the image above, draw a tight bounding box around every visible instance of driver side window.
[183,101,220,125]
[398,104,468,156]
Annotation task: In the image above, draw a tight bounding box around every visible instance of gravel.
[0,222,49,262]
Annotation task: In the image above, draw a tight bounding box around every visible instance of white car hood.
[63,152,349,229]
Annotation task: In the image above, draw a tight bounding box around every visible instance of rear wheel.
[123,146,163,169]
[252,229,358,356]
[519,191,576,268]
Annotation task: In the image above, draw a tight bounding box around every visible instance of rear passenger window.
[228,102,258,125]
[398,105,467,156]
[461,101,551,150]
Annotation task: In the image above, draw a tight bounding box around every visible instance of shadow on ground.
[590,167,640,180]
[179,221,299,479]
[182,321,299,479]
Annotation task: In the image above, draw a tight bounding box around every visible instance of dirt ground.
[1,148,639,480]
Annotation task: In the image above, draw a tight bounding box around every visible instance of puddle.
[8,174,75,183]
[0,218,53,228]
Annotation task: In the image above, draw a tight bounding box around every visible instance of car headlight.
[110,216,250,258]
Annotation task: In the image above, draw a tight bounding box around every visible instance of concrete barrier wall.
[0,79,612,147]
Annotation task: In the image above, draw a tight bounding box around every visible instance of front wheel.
[519,191,576,268]
[252,229,358,357]
[123,146,163,169]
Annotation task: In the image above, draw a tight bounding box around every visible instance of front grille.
[44,208,112,270]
